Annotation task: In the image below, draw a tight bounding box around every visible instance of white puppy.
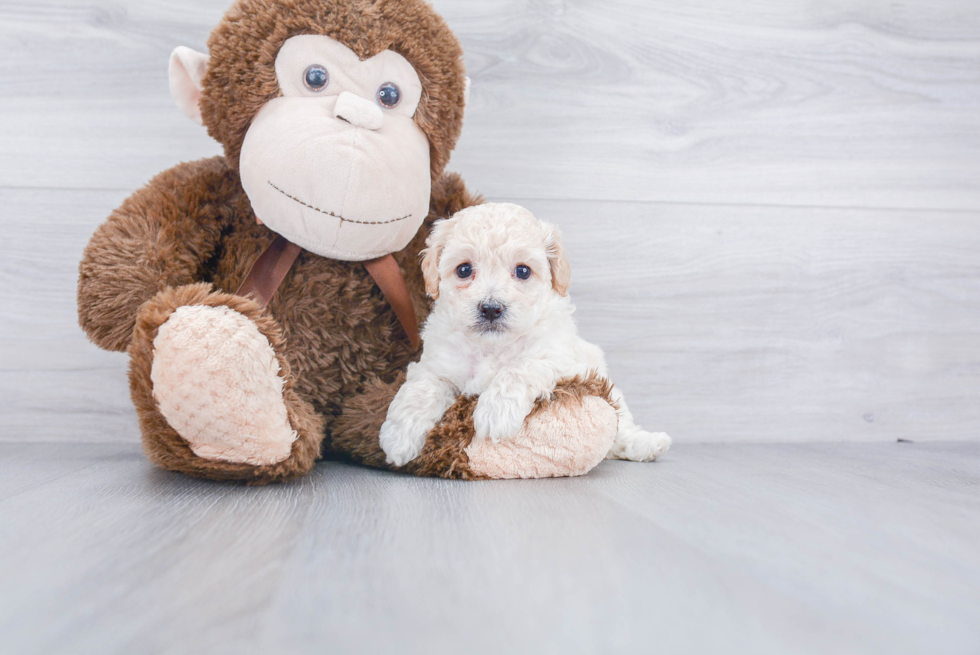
[379,202,671,466]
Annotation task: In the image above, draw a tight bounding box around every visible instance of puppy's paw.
[379,420,426,467]
[473,392,531,442]
[607,429,672,462]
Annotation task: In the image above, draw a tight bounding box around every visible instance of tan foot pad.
[150,305,297,466]
[464,396,618,479]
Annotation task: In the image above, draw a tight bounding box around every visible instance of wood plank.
[0,444,317,654]
[0,0,978,210]
[0,442,134,501]
[3,187,978,444]
[590,442,980,652]
[540,197,980,443]
[0,188,136,441]
[0,442,977,654]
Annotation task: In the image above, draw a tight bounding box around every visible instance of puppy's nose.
[480,302,505,322]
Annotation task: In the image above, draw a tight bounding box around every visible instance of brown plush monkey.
[77,0,619,484]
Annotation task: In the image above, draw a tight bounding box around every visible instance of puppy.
[379,202,672,466]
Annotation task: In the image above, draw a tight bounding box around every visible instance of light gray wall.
[1,0,978,443]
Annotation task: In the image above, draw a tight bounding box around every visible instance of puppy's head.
[420,202,571,339]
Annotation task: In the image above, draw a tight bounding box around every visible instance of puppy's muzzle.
[478,301,506,324]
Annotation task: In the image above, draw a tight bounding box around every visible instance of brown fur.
[332,372,616,480]
[78,157,247,352]
[77,0,614,483]
[80,156,477,482]
[201,0,466,181]
[128,283,324,484]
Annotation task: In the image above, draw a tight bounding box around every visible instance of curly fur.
[379,203,671,466]
[77,0,622,483]
[333,373,617,480]
[80,156,478,483]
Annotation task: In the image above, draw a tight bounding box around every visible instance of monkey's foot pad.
[150,304,297,466]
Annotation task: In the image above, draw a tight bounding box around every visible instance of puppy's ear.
[545,224,571,296]
[420,219,451,299]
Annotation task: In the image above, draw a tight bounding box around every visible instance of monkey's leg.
[463,375,619,479]
[331,374,619,480]
[128,283,324,484]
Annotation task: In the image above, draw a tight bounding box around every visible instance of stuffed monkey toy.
[77,0,619,484]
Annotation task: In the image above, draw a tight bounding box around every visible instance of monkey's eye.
[303,65,329,92]
[455,263,473,279]
[515,265,532,280]
[377,82,401,108]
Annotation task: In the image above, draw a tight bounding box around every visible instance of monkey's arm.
[428,171,484,219]
[78,157,241,352]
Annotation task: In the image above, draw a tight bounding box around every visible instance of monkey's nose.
[479,302,505,322]
[333,91,384,130]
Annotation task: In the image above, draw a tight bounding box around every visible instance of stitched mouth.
[268,182,410,226]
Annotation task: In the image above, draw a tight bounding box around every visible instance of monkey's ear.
[545,224,571,296]
[420,219,452,299]
[463,77,471,106]
[169,46,210,125]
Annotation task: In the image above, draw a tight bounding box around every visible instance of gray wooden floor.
[2,0,980,652]
[2,441,979,655]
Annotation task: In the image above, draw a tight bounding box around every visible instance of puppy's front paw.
[379,420,426,467]
[473,392,531,442]
[607,429,672,462]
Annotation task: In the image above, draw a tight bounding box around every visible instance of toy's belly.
[243,252,420,416]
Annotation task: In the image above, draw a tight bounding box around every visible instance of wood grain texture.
[2,3,978,653]
[548,198,980,443]
[1,442,978,654]
[3,187,978,443]
[0,188,137,442]
[0,0,978,444]
[1,0,978,208]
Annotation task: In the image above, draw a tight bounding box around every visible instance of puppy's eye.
[455,263,473,279]
[303,65,329,92]
[515,265,532,280]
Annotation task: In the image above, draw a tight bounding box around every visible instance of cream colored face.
[427,204,566,341]
[238,35,432,261]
